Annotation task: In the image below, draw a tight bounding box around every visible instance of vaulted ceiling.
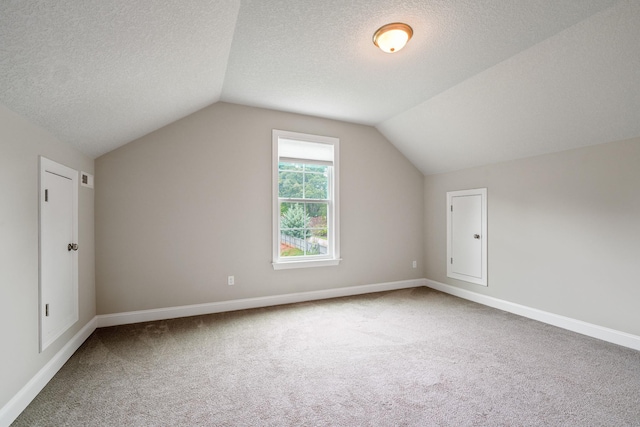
[1,0,638,174]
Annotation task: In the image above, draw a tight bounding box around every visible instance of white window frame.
[272,129,341,270]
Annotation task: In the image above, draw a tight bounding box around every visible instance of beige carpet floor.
[12,287,640,426]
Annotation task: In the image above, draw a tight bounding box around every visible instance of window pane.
[305,164,327,173]
[279,170,303,198]
[306,203,327,225]
[280,202,307,258]
[280,235,305,257]
[305,239,322,255]
[280,203,310,234]
[308,228,328,255]
[309,227,327,238]
[279,162,301,171]
[307,203,328,255]
[304,168,328,199]
[279,202,329,258]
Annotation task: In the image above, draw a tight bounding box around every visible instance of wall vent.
[80,172,94,189]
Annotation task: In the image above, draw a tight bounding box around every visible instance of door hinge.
[45,189,48,202]
[450,205,453,212]
[45,303,49,317]
[450,258,453,264]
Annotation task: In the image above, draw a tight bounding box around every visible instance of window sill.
[272,258,342,270]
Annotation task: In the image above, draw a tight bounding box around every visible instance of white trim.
[272,258,342,270]
[0,318,96,427]
[97,279,426,328]
[274,129,339,146]
[425,279,640,352]
[279,157,332,167]
[272,129,341,269]
[6,278,640,427]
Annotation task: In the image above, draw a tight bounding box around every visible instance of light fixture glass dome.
[373,23,413,53]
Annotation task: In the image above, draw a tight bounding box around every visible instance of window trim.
[272,129,341,270]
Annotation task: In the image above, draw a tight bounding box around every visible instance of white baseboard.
[2,280,423,426]
[7,277,636,427]
[97,279,427,328]
[0,317,97,427]
[425,279,640,352]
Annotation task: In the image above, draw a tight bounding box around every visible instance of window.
[272,130,340,269]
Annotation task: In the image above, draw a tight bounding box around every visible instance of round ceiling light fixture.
[373,22,413,53]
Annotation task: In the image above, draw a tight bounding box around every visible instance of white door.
[447,188,487,286]
[40,157,78,351]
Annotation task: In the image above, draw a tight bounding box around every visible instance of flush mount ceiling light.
[373,22,413,53]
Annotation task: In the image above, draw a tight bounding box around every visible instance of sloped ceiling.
[1,0,638,174]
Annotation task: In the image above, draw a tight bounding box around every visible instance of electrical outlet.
[412,260,417,269]
[227,275,235,286]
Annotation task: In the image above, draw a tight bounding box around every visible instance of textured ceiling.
[0,0,241,157]
[1,0,638,174]
[378,0,640,174]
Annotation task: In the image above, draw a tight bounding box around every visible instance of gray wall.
[424,137,640,336]
[0,105,95,409]
[95,102,424,314]
[8,95,638,415]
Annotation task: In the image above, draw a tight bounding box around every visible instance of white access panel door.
[40,157,79,352]
[447,188,487,286]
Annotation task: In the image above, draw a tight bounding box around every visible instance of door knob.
[68,243,78,251]
[473,234,480,239]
